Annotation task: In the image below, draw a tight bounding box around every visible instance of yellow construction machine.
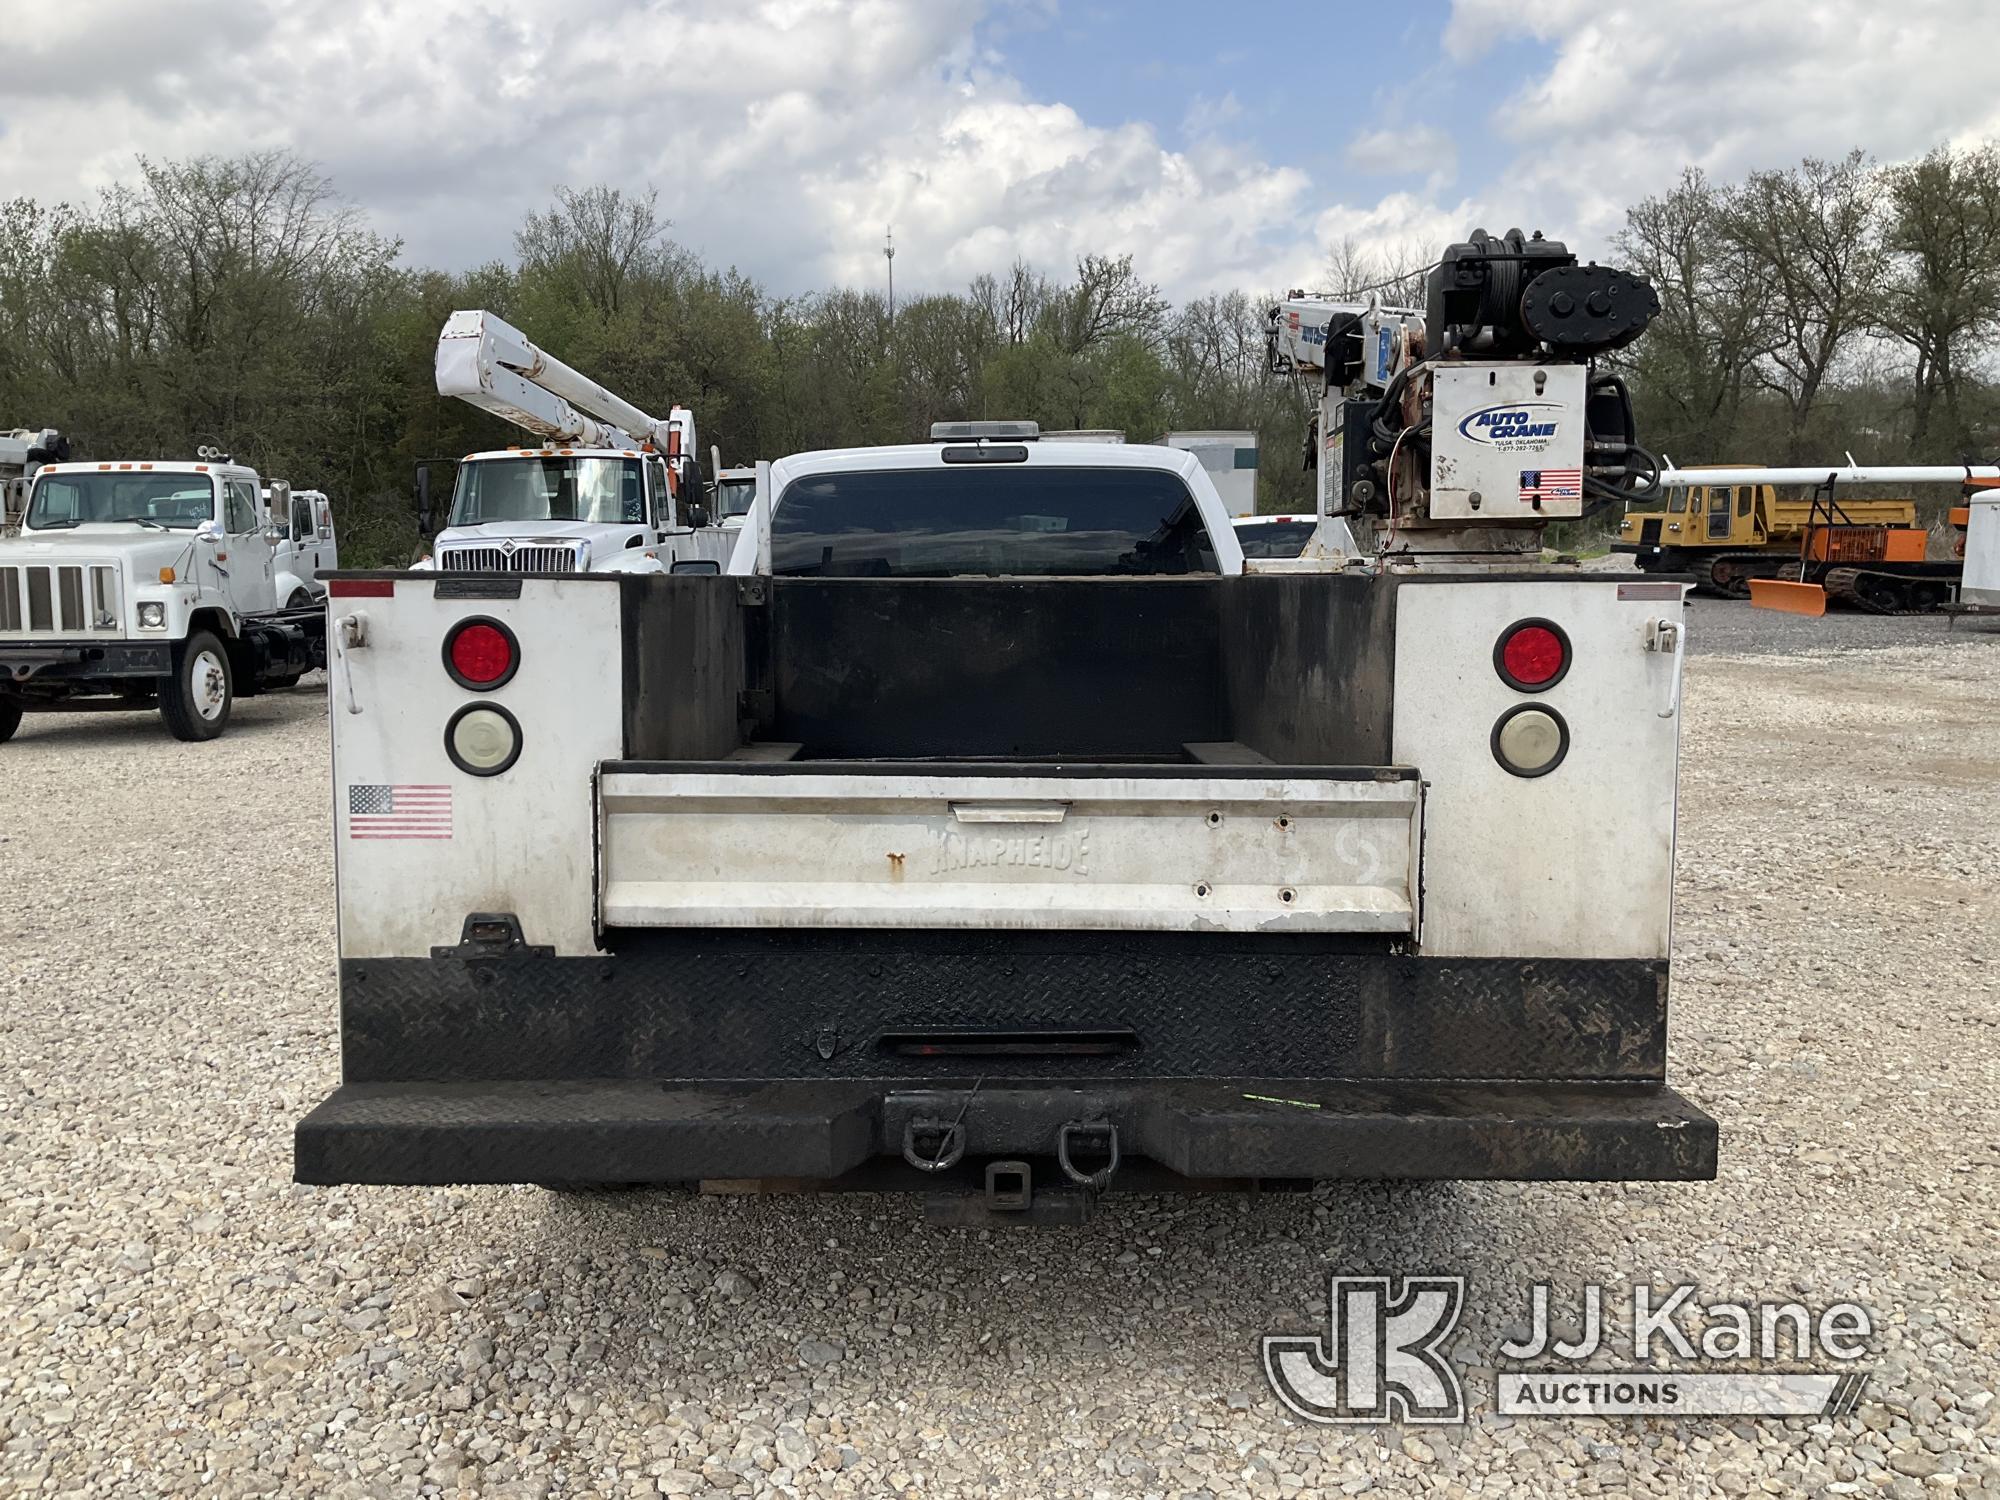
[1613,468,1922,597]
[1622,464,1992,613]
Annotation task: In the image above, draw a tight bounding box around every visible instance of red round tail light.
[443,617,519,690]
[1494,619,1570,692]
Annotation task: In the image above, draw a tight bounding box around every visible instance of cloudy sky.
[6,0,2000,300]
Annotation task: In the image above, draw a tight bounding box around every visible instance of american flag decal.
[347,784,453,840]
[1519,468,1582,502]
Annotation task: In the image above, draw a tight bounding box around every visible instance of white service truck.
[296,227,1713,1221]
[0,453,326,742]
[2,428,69,533]
[263,485,339,604]
[417,311,735,576]
[709,449,758,534]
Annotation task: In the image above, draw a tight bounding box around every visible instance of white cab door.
[220,477,276,616]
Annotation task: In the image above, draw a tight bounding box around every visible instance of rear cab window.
[770,466,1219,577]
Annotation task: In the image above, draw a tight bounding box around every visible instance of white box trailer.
[1165,430,1258,516]
[1964,488,2000,608]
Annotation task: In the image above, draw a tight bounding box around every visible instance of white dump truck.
[417,311,735,576]
[295,228,1712,1222]
[0,452,326,742]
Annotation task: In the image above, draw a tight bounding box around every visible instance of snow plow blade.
[1748,578,1827,616]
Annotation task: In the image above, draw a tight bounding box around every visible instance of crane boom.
[434,309,692,455]
[1267,296,1423,388]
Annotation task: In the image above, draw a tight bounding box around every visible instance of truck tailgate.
[598,767,1421,934]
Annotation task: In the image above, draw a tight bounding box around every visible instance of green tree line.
[4,145,1998,563]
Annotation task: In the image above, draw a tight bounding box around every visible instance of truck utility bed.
[300,569,1712,1204]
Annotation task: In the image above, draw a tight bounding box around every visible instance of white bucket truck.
[417,312,735,576]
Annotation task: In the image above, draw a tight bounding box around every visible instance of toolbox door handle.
[1645,617,1684,719]
[950,802,1068,825]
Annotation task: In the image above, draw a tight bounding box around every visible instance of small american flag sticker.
[1519,468,1582,502]
[347,784,453,840]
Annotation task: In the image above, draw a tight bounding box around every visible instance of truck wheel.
[287,588,313,609]
[0,698,21,745]
[159,631,234,741]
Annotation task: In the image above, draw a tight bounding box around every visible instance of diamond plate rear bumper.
[294,1077,1717,1187]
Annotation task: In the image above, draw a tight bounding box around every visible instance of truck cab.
[726,432,1246,578]
[263,485,339,604]
[1616,481,1776,556]
[712,465,757,528]
[0,457,324,741]
[1231,513,1316,560]
[421,444,732,575]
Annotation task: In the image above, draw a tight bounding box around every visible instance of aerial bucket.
[1748,578,1828,616]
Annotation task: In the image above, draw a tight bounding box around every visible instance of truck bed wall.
[620,575,1396,765]
[1220,574,1394,764]
[620,576,747,760]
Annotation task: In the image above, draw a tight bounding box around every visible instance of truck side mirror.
[685,501,710,530]
[415,464,433,536]
[196,519,224,545]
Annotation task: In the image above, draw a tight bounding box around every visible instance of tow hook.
[1056,1118,1121,1190]
[902,1116,966,1172]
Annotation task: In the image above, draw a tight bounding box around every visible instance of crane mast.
[1267,229,1663,566]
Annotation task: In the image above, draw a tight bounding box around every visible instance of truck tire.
[0,698,21,745]
[159,630,234,741]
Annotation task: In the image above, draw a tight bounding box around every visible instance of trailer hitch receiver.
[1056,1118,1120,1189]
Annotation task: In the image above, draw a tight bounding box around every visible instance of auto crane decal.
[1456,401,1564,453]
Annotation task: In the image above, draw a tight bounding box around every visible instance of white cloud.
[0,0,1330,300]
[1346,126,1458,194]
[10,0,1996,308]
[1442,0,2000,250]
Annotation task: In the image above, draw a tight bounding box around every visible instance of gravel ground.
[3,646,1997,1500]
[1684,598,2000,657]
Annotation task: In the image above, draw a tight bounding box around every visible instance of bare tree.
[1614,168,1775,461]
[515,185,670,320]
[969,259,1054,346]
[1715,151,1886,459]
[1049,253,1169,353]
[1320,234,1434,308]
[1878,144,2000,454]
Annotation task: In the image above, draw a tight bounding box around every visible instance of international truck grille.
[435,545,580,574]
[0,563,122,635]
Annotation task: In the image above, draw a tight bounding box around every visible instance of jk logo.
[1262,1276,1466,1424]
